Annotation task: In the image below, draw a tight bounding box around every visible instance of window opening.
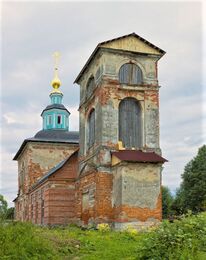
[57,115,61,124]
[119,63,142,85]
[88,109,95,148]
[119,98,142,148]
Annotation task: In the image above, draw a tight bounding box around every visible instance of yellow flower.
[124,225,138,235]
[97,223,110,232]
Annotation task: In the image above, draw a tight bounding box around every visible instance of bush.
[136,212,206,260]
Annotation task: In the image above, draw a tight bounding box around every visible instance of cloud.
[0,150,18,207]
[1,1,205,206]
[0,104,79,207]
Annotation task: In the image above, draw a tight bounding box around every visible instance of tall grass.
[0,221,57,259]
[0,213,206,259]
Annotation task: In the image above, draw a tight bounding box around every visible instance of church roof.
[31,149,78,190]
[41,103,70,116]
[34,129,78,140]
[74,32,166,83]
[112,150,168,164]
[13,130,79,160]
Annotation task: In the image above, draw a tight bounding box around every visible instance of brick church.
[13,33,167,229]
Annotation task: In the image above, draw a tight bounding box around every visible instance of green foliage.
[162,186,174,219]
[0,195,15,221]
[0,222,58,259]
[1,213,206,259]
[136,212,206,260]
[6,207,15,220]
[174,145,206,214]
[0,194,8,220]
[41,225,140,259]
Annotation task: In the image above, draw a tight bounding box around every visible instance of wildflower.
[97,223,110,232]
[124,225,138,235]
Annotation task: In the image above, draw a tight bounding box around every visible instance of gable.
[99,34,164,55]
[50,152,78,180]
[74,33,165,84]
[31,149,78,190]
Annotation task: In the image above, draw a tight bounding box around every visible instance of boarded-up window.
[119,98,142,148]
[82,192,89,211]
[88,109,95,148]
[35,202,38,224]
[31,195,34,220]
[119,63,142,85]
[86,77,95,98]
[41,189,44,224]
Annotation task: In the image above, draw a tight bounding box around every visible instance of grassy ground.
[0,212,206,260]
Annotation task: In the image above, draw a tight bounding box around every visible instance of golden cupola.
[39,51,71,132]
[51,52,62,94]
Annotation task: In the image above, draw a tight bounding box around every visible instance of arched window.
[119,98,142,149]
[86,77,95,98]
[57,115,61,124]
[88,109,95,148]
[119,63,142,85]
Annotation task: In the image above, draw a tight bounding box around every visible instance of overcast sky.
[1,0,206,206]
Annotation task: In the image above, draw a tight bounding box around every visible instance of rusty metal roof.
[112,150,168,163]
[74,32,166,84]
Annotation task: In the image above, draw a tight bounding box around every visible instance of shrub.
[136,212,206,260]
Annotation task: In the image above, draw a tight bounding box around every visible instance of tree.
[174,145,206,214]
[171,188,185,215]
[0,194,8,220]
[0,195,15,220]
[162,186,174,219]
[6,207,15,220]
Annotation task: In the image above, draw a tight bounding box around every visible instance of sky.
[1,0,206,206]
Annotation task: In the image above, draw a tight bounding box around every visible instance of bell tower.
[75,33,167,228]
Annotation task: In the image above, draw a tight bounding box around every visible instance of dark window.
[88,109,95,148]
[86,77,95,98]
[57,115,61,124]
[119,63,142,85]
[119,98,142,148]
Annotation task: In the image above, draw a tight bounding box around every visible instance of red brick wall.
[75,172,96,224]
[17,142,78,197]
[95,172,113,222]
[113,193,162,222]
[27,143,78,189]
[76,171,113,225]
[44,185,76,225]
[28,151,78,225]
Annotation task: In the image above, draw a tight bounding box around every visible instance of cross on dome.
[51,51,62,92]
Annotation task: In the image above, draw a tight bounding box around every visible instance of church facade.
[14,33,167,229]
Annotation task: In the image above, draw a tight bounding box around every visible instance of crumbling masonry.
[14,33,167,229]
